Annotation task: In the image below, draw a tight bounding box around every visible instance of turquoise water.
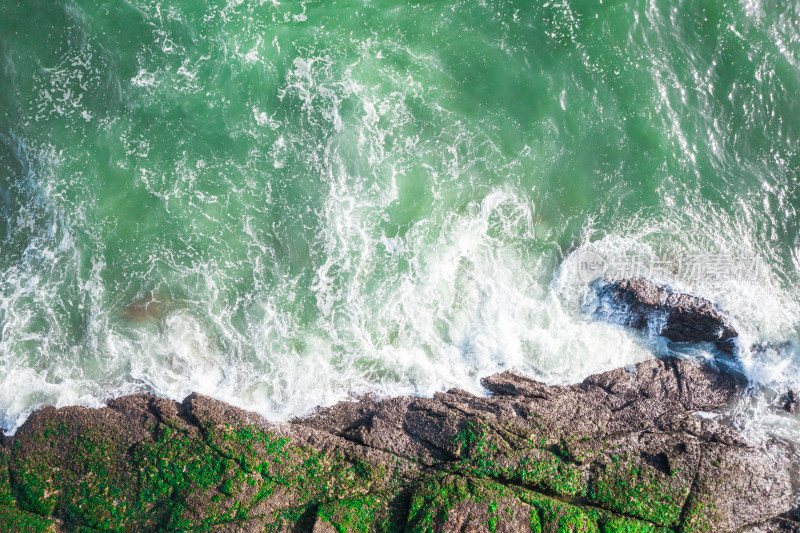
[1,0,799,436]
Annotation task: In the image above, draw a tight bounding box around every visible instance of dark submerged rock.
[594,278,738,346]
[0,357,792,532]
[121,292,174,322]
[784,389,800,414]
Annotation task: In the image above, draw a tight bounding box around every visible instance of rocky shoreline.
[1,355,797,532]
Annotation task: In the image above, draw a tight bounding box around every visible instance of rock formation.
[0,356,795,532]
[593,279,738,349]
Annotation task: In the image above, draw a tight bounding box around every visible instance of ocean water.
[0,0,799,446]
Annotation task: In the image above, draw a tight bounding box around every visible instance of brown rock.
[0,356,793,532]
[594,278,738,345]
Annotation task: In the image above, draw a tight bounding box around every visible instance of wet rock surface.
[593,278,739,348]
[784,390,800,414]
[1,357,795,532]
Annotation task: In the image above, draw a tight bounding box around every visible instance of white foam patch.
[218,183,656,421]
[0,366,106,431]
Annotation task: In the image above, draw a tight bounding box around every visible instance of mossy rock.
[0,505,59,533]
[586,452,687,526]
[314,492,409,533]
[406,474,537,532]
[446,421,586,498]
[600,515,658,533]
[0,356,794,533]
[518,485,666,533]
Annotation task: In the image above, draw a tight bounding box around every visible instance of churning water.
[1,0,799,452]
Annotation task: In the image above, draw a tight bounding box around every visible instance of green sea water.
[1,0,799,435]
